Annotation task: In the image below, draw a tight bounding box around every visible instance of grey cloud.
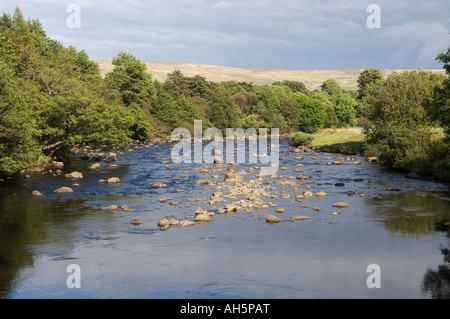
[3,0,449,69]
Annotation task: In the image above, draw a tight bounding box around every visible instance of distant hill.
[94,60,445,90]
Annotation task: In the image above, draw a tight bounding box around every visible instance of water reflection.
[366,191,450,238]
[421,220,450,299]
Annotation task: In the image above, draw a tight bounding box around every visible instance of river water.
[0,139,449,299]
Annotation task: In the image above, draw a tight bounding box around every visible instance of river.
[0,139,449,299]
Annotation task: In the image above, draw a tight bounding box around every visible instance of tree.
[209,86,242,131]
[335,93,358,127]
[105,52,154,109]
[363,69,445,173]
[310,91,339,128]
[273,80,309,95]
[296,93,326,133]
[68,46,101,78]
[425,47,450,137]
[321,79,341,96]
[357,68,384,99]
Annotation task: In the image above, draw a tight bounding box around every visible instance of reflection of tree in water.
[367,192,450,238]
[367,191,450,298]
[422,220,450,299]
[0,194,93,298]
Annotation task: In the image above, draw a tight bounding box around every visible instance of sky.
[2,0,449,70]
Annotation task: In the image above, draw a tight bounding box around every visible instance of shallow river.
[0,139,449,299]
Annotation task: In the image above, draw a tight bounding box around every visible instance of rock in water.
[32,190,43,196]
[157,218,170,227]
[152,182,167,187]
[65,171,83,179]
[107,177,120,183]
[315,191,327,198]
[180,220,195,227]
[130,219,143,225]
[265,215,283,223]
[332,202,350,208]
[100,205,118,210]
[290,215,311,221]
[54,187,73,193]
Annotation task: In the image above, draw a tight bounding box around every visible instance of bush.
[289,132,313,147]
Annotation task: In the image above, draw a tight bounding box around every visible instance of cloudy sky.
[2,0,449,70]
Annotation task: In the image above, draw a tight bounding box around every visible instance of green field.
[310,128,366,154]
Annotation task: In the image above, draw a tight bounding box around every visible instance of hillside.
[94,60,445,90]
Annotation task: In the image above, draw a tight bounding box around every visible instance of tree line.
[0,8,449,181]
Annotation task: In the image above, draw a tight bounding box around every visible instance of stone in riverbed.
[265,215,283,223]
[100,204,118,210]
[32,190,43,196]
[303,191,313,198]
[195,214,211,221]
[152,182,167,187]
[180,220,195,227]
[107,177,120,183]
[54,187,73,193]
[315,191,327,198]
[332,202,349,208]
[157,218,170,227]
[121,205,134,212]
[275,207,285,214]
[130,219,143,225]
[65,171,83,179]
[89,163,100,169]
[290,215,311,221]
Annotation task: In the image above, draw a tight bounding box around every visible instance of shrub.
[289,132,313,147]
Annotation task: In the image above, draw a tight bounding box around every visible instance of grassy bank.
[298,127,366,154]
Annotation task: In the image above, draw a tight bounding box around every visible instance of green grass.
[309,127,366,154]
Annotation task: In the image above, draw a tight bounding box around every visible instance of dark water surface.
[1,139,449,299]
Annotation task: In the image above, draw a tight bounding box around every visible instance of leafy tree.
[209,86,242,131]
[321,79,341,96]
[232,91,258,114]
[68,46,101,78]
[357,68,384,99]
[296,93,326,133]
[105,52,153,108]
[363,69,445,174]
[273,80,309,95]
[335,93,358,127]
[425,47,450,137]
[310,91,338,128]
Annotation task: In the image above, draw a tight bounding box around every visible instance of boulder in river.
[32,190,43,196]
[107,177,120,183]
[152,182,167,187]
[121,205,134,212]
[332,202,350,208]
[315,191,327,198]
[180,220,195,227]
[265,215,283,223]
[290,215,311,221]
[157,218,170,227]
[65,171,83,179]
[100,204,118,210]
[130,219,143,225]
[54,187,73,193]
[89,163,100,169]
